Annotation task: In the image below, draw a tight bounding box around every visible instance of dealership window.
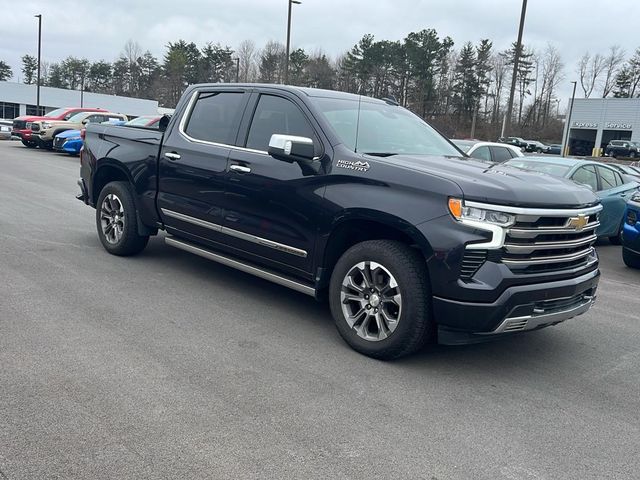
[0,102,20,119]
[26,104,46,116]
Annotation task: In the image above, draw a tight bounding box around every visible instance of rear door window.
[597,165,623,189]
[184,91,247,145]
[489,146,514,163]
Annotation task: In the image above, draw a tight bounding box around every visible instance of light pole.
[284,0,301,85]
[505,0,528,136]
[35,14,42,114]
[562,81,577,158]
[234,57,240,83]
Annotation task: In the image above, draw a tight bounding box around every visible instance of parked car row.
[497,137,563,155]
[11,107,162,154]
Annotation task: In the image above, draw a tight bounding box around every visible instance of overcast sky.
[2,0,639,104]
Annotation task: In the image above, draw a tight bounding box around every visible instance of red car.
[12,107,106,148]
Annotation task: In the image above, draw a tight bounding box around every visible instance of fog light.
[627,210,637,226]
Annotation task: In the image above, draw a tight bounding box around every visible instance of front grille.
[501,211,599,274]
[53,136,65,149]
[30,124,40,132]
[13,120,26,130]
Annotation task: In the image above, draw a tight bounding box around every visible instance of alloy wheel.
[340,261,402,341]
[100,194,125,244]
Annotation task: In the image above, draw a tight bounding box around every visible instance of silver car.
[0,120,13,140]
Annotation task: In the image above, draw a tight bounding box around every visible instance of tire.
[623,248,640,269]
[609,234,622,245]
[630,152,637,159]
[21,139,36,148]
[96,181,149,256]
[536,148,543,153]
[329,240,433,360]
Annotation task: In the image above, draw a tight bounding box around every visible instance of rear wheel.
[96,181,149,256]
[622,248,640,269]
[329,240,433,360]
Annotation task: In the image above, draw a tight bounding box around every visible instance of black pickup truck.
[78,84,602,359]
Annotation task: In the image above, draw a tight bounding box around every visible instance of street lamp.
[284,0,301,85]
[34,14,42,114]
[234,57,240,83]
[562,81,577,158]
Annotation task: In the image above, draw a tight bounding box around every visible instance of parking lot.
[0,139,639,479]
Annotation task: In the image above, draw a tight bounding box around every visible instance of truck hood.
[14,115,52,122]
[376,154,599,208]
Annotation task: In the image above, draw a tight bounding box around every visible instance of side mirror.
[268,134,315,163]
[81,119,90,125]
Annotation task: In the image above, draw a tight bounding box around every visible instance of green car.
[505,157,639,243]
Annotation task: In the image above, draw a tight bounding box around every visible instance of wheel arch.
[317,210,434,291]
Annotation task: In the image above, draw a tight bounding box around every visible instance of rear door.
[157,88,251,245]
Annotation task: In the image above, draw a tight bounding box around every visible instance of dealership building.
[562,97,640,156]
[0,81,160,119]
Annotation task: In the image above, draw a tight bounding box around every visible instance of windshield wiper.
[363,152,398,157]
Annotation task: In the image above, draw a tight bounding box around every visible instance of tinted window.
[246,95,316,151]
[85,114,103,124]
[598,166,623,189]
[470,146,491,161]
[184,92,246,145]
[572,166,598,190]
[490,146,514,163]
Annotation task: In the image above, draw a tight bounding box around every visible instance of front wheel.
[96,181,149,256]
[623,248,640,269]
[329,240,434,360]
[21,139,36,148]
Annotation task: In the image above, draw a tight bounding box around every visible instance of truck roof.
[188,83,388,104]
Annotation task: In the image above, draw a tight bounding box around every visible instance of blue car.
[505,157,639,242]
[53,129,83,154]
[622,192,640,268]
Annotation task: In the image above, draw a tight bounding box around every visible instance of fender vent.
[460,250,488,281]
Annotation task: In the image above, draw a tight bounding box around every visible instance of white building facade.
[0,81,159,119]
[562,98,640,156]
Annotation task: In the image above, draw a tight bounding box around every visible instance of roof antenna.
[354,94,362,154]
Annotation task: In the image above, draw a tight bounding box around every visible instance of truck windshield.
[44,108,67,118]
[311,97,460,157]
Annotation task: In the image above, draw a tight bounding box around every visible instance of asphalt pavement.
[0,140,638,479]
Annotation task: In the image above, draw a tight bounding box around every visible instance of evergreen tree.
[21,55,38,84]
[0,60,13,81]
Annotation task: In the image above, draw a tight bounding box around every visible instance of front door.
[223,92,326,278]
[157,88,250,246]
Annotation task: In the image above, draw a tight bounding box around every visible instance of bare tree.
[578,52,605,98]
[237,40,257,82]
[489,53,508,124]
[538,44,564,126]
[601,46,625,98]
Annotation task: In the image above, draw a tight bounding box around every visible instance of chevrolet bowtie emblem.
[567,215,589,231]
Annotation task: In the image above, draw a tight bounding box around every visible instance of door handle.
[230,164,251,174]
[165,152,181,161]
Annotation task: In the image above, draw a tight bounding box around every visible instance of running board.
[165,236,316,297]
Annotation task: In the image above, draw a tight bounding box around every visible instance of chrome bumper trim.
[483,295,595,335]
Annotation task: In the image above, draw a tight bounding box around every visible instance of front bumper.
[435,268,600,345]
[621,202,640,250]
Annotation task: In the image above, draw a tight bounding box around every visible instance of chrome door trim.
[165,236,315,296]
[161,208,308,258]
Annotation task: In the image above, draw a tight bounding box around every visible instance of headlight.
[42,122,52,129]
[448,198,516,227]
[631,191,640,203]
